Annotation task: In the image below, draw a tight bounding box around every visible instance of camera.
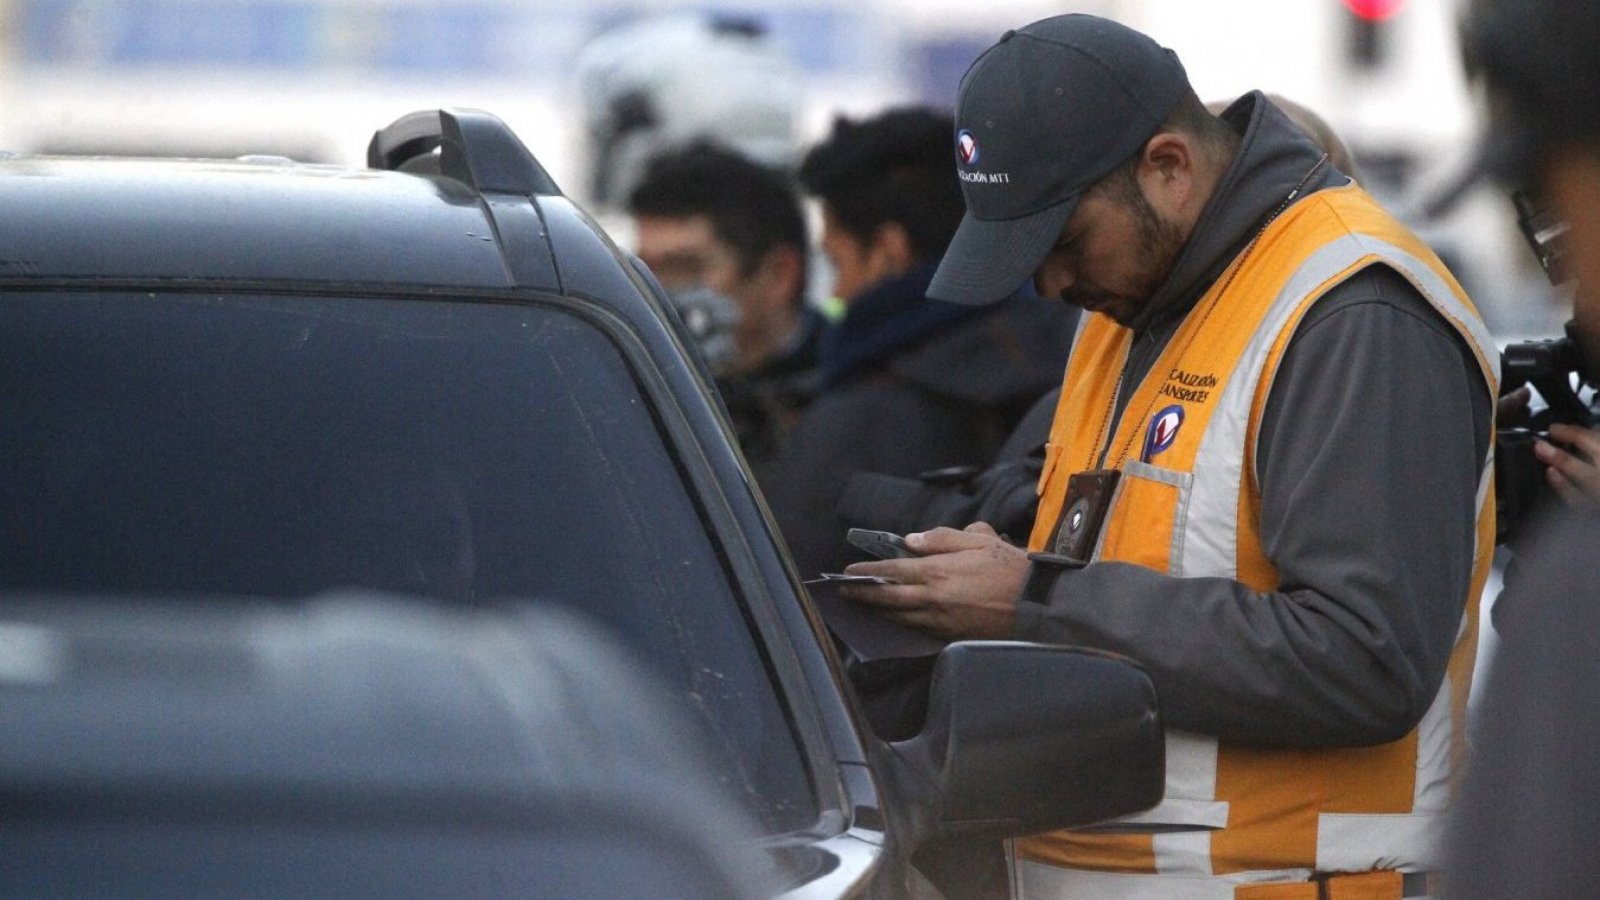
[1495,325,1594,543]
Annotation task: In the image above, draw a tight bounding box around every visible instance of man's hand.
[838,522,1030,640]
[1540,423,1600,505]
[1498,385,1532,428]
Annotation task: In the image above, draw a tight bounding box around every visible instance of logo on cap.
[1142,404,1184,462]
[956,130,979,166]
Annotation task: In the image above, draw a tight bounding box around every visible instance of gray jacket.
[1014,92,1493,747]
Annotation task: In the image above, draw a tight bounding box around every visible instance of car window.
[0,290,815,833]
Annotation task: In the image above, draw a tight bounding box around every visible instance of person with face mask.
[841,15,1497,898]
[628,143,824,464]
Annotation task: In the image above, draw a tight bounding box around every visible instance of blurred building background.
[0,0,1567,337]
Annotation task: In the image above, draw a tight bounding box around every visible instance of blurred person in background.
[843,14,1496,897]
[764,107,1076,581]
[1446,1,1600,896]
[628,144,824,464]
[577,12,817,466]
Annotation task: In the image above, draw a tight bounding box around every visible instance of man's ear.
[1137,132,1199,222]
[751,243,805,311]
[868,222,916,278]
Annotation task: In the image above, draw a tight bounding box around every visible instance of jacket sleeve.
[835,387,1061,542]
[1013,266,1493,747]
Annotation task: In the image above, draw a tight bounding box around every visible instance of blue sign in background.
[18,1,879,79]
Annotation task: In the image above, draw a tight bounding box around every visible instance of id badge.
[1052,469,1121,564]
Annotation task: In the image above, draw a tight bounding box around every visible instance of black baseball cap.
[928,14,1190,305]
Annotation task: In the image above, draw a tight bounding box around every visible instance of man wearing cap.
[841,13,1497,898]
[1447,1,1600,896]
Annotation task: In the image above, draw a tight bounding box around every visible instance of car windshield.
[0,290,814,834]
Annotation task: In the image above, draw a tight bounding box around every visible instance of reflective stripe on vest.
[1020,185,1498,895]
[1017,861,1422,899]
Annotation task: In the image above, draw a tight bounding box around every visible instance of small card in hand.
[805,576,944,661]
[804,573,899,585]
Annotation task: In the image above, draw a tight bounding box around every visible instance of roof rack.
[368,108,562,197]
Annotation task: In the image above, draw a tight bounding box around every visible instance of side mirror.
[889,641,1163,842]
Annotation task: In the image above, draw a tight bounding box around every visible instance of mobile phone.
[847,527,916,560]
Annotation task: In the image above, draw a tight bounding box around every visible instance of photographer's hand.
[1498,385,1532,428]
[837,522,1028,640]
[1539,423,1600,505]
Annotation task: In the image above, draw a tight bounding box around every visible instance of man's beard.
[1063,183,1186,328]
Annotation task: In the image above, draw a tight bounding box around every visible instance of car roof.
[0,157,531,287]
[0,110,628,296]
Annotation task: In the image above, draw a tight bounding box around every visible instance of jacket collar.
[818,262,987,387]
[1127,91,1348,334]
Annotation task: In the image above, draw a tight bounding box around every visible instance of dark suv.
[0,110,1162,898]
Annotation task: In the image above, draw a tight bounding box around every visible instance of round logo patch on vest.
[1142,404,1184,462]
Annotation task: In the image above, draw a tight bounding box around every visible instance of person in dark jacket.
[764,107,1077,582]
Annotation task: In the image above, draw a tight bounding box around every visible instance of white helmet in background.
[574,12,802,209]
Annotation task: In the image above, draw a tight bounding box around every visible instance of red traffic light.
[1341,0,1406,21]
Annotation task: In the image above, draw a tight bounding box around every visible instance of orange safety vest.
[1017,184,1499,899]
